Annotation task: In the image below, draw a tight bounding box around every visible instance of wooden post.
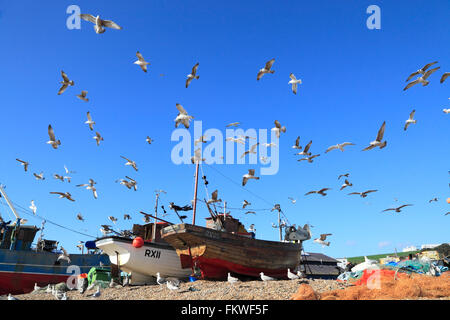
[192,162,200,225]
[278,209,282,241]
[152,193,160,242]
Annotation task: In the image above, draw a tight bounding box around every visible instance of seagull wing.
[136,51,145,62]
[191,63,199,75]
[265,59,275,70]
[422,66,440,79]
[176,103,188,115]
[325,145,338,153]
[102,19,122,30]
[79,14,96,23]
[421,61,438,72]
[58,83,68,95]
[403,79,420,91]
[409,109,416,120]
[406,71,420,82]
[48,125,56,141]
[248,169,255,176]
[289,73,296,81]
[376,121,386,141]
[303,140,312,153]
[61,71,70,82]
[292,83,297,94]
[441,72,450,84]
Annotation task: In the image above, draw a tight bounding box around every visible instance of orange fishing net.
[292,272,450,300]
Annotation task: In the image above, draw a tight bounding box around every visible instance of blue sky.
[0,0,448,258]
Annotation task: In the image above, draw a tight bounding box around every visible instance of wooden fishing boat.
[95,221,192,285]
[161,213,307,280]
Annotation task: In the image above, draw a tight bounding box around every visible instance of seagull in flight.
[428,198,438,203]
[29,200,37,215]
[288,73,302,94]
[76,213,85,222]
[186,63,199,88]
[338,173,349,180]
[405,61,438,82]
[85,112,95,131]
[146,136,154,144]
[443,109,450,114]
[47,125,61,149]
[404,67,440,91]
[50,192,75,202]
[121,156,138,171]
[226,137,245,145]
[57,247,71,263]
[305,188,331,197]
[242,169,259,186]
[207,190,222,204]
[134,51,150,73]
[314,234,332,246]
[79,14,122,34]
[108,216,118,224]
[272,120,286,138]
[382,204,413,213]
[288,197,297,204]
[33,172,45,180]
[57,71,74,95]
[404,110,417,131]
[228,273,240,283]
[297,154,320,163]
[194,135,208,146]
[292,136,302,150]
[175,103,194,128]
[16,159,29,172]
[340,179,353,190]
[242,200,251,209]
[348,190,378,198]
[76,91,89,102]
[295,140,312,156]
[226,122,240,128]
[362,121,387,151]
[325,142,355,153]
[76,179,98,199]
[241,143,259,159]
[93,132,104,146]
[257,59,275,81]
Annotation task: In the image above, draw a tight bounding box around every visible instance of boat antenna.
[152,190,166,242]
[192,162,200,225]
[0,184,21,222]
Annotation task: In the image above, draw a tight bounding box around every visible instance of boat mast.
[192,162,200,225]
[0,185,21,221]
[152,190,166,242]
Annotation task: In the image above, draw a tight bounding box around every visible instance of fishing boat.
[95,221,193,285]
[0,186,110,295]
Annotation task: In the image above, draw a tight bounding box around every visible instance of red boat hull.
[0,271,71,295]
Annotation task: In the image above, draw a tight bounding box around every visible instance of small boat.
[161,213,312,280]
[95,221,192,285]
[0,186,109,295]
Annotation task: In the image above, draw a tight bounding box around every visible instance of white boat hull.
[96,237,192,285]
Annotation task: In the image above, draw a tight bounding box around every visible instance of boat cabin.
[205,214,253,238]
[0,224,39,251]
[132,222,170,243]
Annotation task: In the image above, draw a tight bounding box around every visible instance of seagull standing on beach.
[227,273,240,283]
[134,51,150,73]
[57,71,74,95]
[76,91,89,102]
[47,125,61,149]
[288,73,302,94]
[79,14,122,34]
[156,272,166,285]
[362,121,387,151]
[257,59,275,80]
[166,280,180,290]
[404,110,417,131]
[175,104,194,128]
[242,169,260,186]
[260,272,276,281]
[287,269,300,280]
[186,63,199,88]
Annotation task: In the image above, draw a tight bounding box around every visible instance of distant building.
[420,244,440,250]
[402,246,418,252]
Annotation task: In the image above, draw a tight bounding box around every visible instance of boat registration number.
[144,249,161,259]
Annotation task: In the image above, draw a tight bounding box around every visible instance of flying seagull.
[272,120,286,138]
[382,204,413,213]
[16,159,29,172]
[314,234,332,246]
[305,188,331,197]
[29,200,37,215]
[191,148,206,164]
[108,216,118,224]
[226,137,245,145]
[33,172,45,180]
[47,125,61,149]
[362,121,387,151]
[58,71,74,95]
[207,190,222,204]
[186,63,199,88]
[226,122,240,128]
[124,214,131,220]
[288,197,297,204]
[297,154,320,163]
[404,110,417,131]
[287,268,300,280]
[348,190,378,198]
[50,192,75,202]
[241,143,259,159]
[79,14,122,34]
[121,156,138,171]
[338,173,349,180]
[76,91,89,102]
[295,140,312,156]
[53,174,64,182]
[194,135,208,146]
[93,132,104,146]
[443,109,450,114]
[85,112,95,131]
[146,136,154,144]
[174,103,194,128]
[428,198,438,203]
[257,59,275,81]
[288,73,302,94]
[325,142,355,153]
[242,169,259,186]
[76,179,98,199]
[404,67,440,91]
[76,213,85,222]
[242,200,251,209]
[340,179,353,190]
[292,136,302,150]
[441,72,450,84]
[134,51,150,73]
[405,61,438,82]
